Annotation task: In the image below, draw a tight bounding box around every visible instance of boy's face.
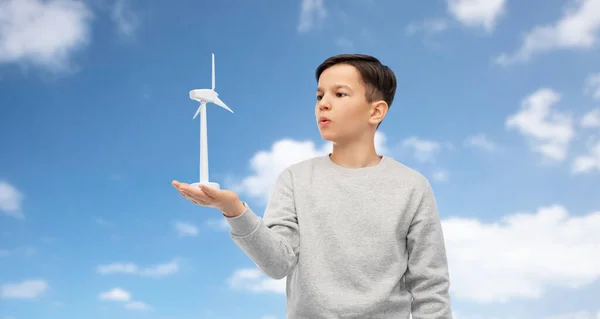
[315,64,385,143]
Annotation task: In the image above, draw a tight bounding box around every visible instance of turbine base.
[190,181,220,190]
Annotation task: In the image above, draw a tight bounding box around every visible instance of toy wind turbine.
[188,53,233,190]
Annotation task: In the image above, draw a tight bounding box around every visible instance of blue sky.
[1,0,600,318]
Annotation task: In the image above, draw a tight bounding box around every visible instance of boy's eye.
[336,92,347,97]
[316,95,323,101]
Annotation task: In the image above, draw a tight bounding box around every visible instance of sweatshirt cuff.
[224,202,261,237]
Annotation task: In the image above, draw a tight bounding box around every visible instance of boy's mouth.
[318,117,331,127]
[319,116,331,123]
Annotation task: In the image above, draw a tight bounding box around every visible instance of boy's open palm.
[172,180,245,216]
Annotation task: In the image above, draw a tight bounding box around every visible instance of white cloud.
[110,0,140,38]
[0,0,93,72]
[446,0,506,31]
[465,133,499,151]
[297,0,326,33]
[545,311,600,319]
[580,108,600,128]
[205,218,230,232]
[432,170,449,182]
[374,131,389,154]
[97,259,179,277]
[0,181,24,219]
[97,262,137,274]
[134,260,179,277]
[95,217,114,227]
[1,279,48,299]
[232,132,388,202]
[571,139,600,173]
[495,0,600,65]
[401,136,443,163]
[99,288,130,301]
[404,18,449,50]
[232,138,329,202]
[227,268,285,294]
[405,18,449,36]
[505,88,574,162]
[173,221,198,237]
[585,73,600,100]
[124,301,150,311]
[1,246,36,257]
[445,204,600,303]
[99,288,150,311]
[334,37,353,50]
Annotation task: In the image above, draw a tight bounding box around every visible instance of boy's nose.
[318,100,331,111]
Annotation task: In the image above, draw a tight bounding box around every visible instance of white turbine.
[188,53,233,190]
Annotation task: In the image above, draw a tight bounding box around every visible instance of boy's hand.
[171,180,246,217]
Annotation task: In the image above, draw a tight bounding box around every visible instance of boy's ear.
[369,100,388,125]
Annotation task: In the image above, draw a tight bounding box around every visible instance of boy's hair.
[315,54,397,128]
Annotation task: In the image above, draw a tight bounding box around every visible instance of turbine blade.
[192,105,201,119]
[213,97,233,113]
[212,53,215,90]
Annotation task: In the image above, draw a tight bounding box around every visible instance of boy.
[172,54,453,319]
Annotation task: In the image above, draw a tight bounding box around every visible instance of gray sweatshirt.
[225,155,453,319]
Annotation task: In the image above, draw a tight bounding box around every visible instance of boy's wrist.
[221,199,246,217]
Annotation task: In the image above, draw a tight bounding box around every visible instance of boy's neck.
[329,136,381,168]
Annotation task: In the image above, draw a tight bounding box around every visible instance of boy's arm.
[405,182,453,319]
[224,168,299,280]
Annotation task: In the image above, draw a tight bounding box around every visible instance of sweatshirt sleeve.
[224,168,300,280]
[405,182,453,319]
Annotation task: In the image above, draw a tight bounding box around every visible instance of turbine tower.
[188,53,233,190]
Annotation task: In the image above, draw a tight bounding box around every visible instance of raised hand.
[172,180,246,217]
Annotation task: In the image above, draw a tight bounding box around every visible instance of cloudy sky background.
[1,0,599,318]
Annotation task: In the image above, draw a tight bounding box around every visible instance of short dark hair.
[315,54,397,127]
